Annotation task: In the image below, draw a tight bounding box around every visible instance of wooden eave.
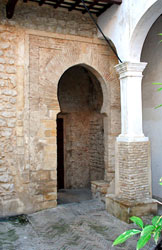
[6,0,122,19]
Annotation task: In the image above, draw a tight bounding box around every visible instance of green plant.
[113,216,162,249]
[152,82,162,109]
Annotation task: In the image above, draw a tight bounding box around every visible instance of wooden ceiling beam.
[39,0,45,6]
[82,0,99,14]
[112,0,122,3]
[97,2,112,16]
[5,0,122,18]
[54,0,64,9]
[6,0,19,19]
[82,0,121,14]
[68,0,82,12]
[94,0,121,3]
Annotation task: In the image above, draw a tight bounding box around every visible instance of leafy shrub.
[113,216,162,249]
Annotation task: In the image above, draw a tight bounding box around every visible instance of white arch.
[130,0,162,62]
[98,0,162,62]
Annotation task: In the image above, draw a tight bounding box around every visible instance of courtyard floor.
[0,197,160,250]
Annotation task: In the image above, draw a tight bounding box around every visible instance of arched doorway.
[57,65,105,203]
[142,15,162,200]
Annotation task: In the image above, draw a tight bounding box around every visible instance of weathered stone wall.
[64,112,93,188]
[62,112,104,188]
[0,0,97,38]
[0,0,120,216]
[89,114,105,181]
[115,141,151,201]
[0,25,18,215]
[0,24,31,216]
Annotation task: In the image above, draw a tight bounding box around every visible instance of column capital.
[115,62,147,79]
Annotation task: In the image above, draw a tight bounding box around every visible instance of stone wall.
[89,115,104,182]
[115,141,151,201]
[0,0,120,216]
[1,0,97,38]
[0,25,18,215]
[62,112,104,188]
[64,112,93,188]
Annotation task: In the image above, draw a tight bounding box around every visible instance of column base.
[106,194,157,223]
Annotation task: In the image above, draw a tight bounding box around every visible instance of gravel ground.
[0,199,158,250]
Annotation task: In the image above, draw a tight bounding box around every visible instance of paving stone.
[0,200,157,250]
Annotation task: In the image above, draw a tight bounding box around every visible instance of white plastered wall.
[142,16,162,199]
[98,0,162,62]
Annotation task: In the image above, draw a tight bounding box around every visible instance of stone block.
[91,180,110,200]
[50,170,57,180]
[17,137,24,147]
[0,80,5,86]
[0,42,10,49]
[16,120,23,126]
[1,111,16,118]
[0,118,6,127]
[44,145,56,153]
[21,172,30,184]
[7,119,16,128]
[16,126,23,136]
[0,58,5,64]
[1,129,12,137]
[42,160,57,170]
[1,183,14,191]
[0,64,4,72]
[42,120,55,129]
[1,89,17,96]
[43,192,57,201]
[30,170,50,182]
[10,97,16,104]
[44,130,56,137]
[17,147,25,154]
[39,200,57,210]
[2,198,25,217]
[35,195,44,203]
[44,153,56,162]
[106,194,158,223]
[6,66,16,74]
[0,51,3,56]
[0,174,11,183]
[36,180,57,195]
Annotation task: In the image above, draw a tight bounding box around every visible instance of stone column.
[106,62,157,222]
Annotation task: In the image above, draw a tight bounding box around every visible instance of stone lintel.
[106,194,157,223]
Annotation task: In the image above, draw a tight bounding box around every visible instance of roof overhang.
[6,0,122,19]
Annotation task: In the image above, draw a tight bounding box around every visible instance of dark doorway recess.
[57,117,64,190]
[57,65,105,204]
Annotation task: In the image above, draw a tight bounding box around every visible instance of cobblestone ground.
[0,199,158,250]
